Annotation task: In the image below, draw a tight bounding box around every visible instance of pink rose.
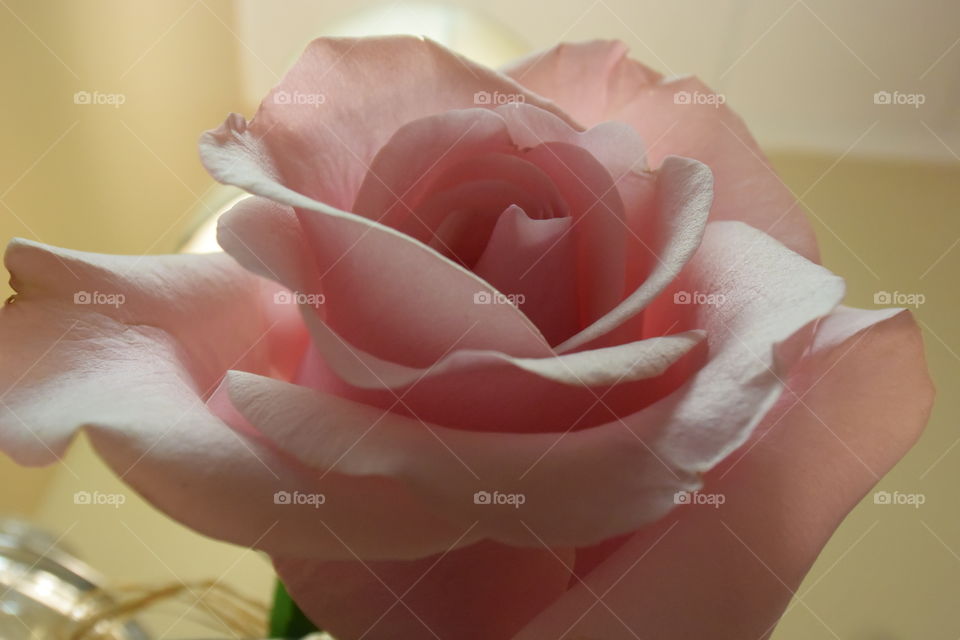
[0,37,932,639]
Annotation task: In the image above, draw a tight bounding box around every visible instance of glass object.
[0,518,149,640]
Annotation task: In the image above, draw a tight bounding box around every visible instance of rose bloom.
[0,37,933,639]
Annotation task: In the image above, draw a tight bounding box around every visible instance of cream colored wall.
[0,1,957,638]
[767,154,960,639]
[0,1,273,636]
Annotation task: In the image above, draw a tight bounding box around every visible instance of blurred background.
[0,0,957,638]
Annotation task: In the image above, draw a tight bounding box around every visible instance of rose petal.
[226,368,699,547]
[516,141,627,324]
[473,205,578,344]
[200,35,576,211]
[512,307,933,639]
[0,239,472,561]
[351,109,515,229]
[502,40,660,127]
[226,221,844,547]
[495,101,651,199]
[504,40,820,261]
[298,309,704,389]
[494,102,669,336]
[353,104,630,327]
[418,181,545,265]
[294,305,706,433]
[555,155,712,353]
[274,541,574,640]
[216,196,554,366]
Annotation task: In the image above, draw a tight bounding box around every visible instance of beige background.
[0,1,958,638]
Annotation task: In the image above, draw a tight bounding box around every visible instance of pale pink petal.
[352,104,629,328]
[214,195,318,292]
[418,181,546,265]
[473,206,578,344]
[351,108,515,229]
[615,75,820,261]
[556,155,712,353]
[297,310,703,390]
[228,218,843,546]
[217,196,554,366]
[502,40,660,127]
[274,541,573,640]
[513,307,933,639]
[0,239,472,561]
[504,40,820,261]
[226,222,842,547]
[201,36,577,211]
[415,152,566,226]
[497,103,688,348]
[495,101,651,204]
[294,306,706,433]
[225,369,699,547]
[494,102,651,204]
[518,141,627,323]
[638,221,843,470]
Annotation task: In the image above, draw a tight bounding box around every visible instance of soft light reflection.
[180,192,249,254]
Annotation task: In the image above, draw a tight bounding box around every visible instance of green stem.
[268,579,321,638]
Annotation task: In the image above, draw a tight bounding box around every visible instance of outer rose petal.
[0,239,475,561]
[199,35,577,211]
[503,40,820,261]
[274,541,574,640]
[513,307,933,639]
[503,40,661,127]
